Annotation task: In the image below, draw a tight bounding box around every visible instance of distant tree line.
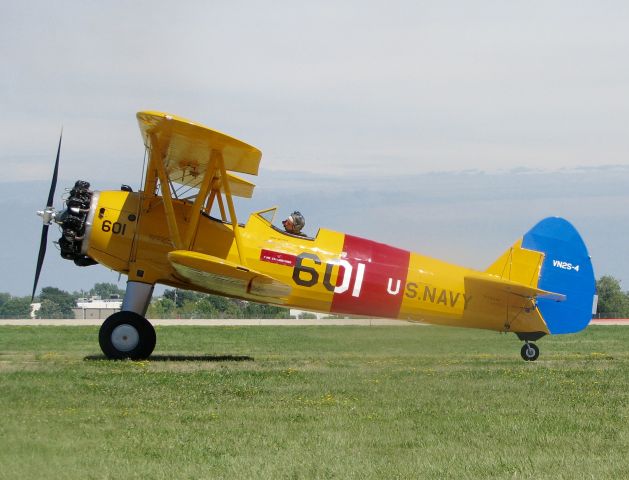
[0,283,289,319]
[2,277,629,319]
[0,293,32,319]
[594,275,629,318]
[0,283,125,319]
[147,289,290,319]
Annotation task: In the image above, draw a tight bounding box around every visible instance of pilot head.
[282,211,305,234]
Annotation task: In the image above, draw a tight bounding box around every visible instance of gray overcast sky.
[1,1,628,295]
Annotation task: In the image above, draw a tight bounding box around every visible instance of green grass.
[0,325,627,479]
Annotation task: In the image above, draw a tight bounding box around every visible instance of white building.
[73,296,123,320]
[30,302,41,319]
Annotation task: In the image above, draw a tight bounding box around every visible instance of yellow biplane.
[34,111,596,361]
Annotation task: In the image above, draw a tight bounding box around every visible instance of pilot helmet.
[287,211,305,233]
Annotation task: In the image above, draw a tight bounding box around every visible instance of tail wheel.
[99,311,156,360]
[520,342,540,361]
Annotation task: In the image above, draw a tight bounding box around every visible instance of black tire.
[520,343,540,361]
[99,311,156,360]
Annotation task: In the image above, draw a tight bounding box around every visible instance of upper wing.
[220,172,255,199]
[137,111,260,197]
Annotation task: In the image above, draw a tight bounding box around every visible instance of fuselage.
[73,189,548,334]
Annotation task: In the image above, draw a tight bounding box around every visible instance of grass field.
[0,324,627,479]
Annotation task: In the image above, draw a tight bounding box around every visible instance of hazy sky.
[1,1,628,296]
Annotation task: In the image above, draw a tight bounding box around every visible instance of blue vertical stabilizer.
[522,217,595,334]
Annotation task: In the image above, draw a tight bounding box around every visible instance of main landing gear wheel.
[99,311,156,360]
[520,342,540,361]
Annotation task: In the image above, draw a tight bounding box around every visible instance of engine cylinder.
[59,180,97,266]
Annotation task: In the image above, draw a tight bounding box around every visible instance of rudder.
[521,217,596,334]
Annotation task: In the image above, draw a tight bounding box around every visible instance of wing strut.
[183,149,219,248]
[150,133,183,249]
[215,191,227,221]
[217,151,246,266]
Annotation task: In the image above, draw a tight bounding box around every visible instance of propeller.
[32,131,62,302]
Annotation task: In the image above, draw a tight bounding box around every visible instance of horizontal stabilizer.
[168,250,291,302]
[465,273,566,302]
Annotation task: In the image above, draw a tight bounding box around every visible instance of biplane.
[34,111,596,361]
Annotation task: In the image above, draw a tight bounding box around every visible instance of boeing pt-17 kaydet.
[34,111,596,361]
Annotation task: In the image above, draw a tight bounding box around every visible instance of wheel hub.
[111,324,140,352]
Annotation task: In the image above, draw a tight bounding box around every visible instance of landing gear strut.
[520,342,540,361]
[99,281,155,360]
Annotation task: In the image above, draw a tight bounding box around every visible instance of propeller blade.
[33,130,63,301]
[32,224,49,301]
[46,130,62,207]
